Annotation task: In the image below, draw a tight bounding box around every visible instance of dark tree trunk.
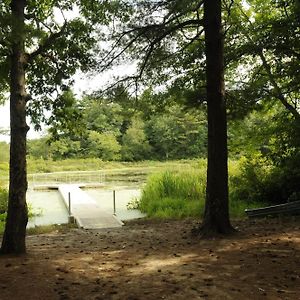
[1,0,29,254]
[199,0,234,236]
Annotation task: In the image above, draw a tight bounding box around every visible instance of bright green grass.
[0,213,6,234]
[0,157,205,180]
[137,164,266,219]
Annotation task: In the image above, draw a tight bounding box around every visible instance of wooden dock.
[58,184,123,229]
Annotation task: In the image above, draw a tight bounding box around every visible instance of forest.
[0,1,300,299]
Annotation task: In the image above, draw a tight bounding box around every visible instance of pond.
[27,190,69,228]
[27,187,144,228]
[26,168,153,228]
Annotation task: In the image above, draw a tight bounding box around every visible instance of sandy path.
[0,218,300,299]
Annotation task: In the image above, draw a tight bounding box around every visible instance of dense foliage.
[27,92,208,161]
[229,106,300,204]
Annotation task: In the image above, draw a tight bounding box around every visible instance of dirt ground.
[0,217,300,300]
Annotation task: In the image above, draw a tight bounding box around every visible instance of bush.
[0,212,6,233]
[229,155,272,203]
[230,154,300,205]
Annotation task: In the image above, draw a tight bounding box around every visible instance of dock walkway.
[58,184,123,229]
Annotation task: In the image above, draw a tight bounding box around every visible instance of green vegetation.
[136,161,266,219]
[138,169,206,218]
[0,187,8,213]
[27,157,127,174]
[0,186,8,233]
[0,213,6,234]
[26,158,198,174]
[27,101,207,162]
[0,142,9,179]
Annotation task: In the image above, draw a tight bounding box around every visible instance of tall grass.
[139,168,207,218]
[138,160,266,219]
[27,157,201,174]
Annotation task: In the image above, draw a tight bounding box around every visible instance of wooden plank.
[58,184,123,229]
[245,201,300,218]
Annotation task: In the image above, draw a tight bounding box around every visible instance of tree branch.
[237,3,300,122]
[258,49,300,121]
[27,22,67,64]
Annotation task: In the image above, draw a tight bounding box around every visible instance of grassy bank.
[0,158,200,186]
[1,158,268,226]
[136,161,266,219]
[26,158,200,174]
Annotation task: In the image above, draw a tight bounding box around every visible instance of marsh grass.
[138,161,266,219]
[0,212,6,234]
[27,158,200,173]
[138,167,206,218]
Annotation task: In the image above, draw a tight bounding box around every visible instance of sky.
[0,101,44,142]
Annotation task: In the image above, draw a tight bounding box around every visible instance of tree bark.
[198,0,234,236]
[1,0,29,254]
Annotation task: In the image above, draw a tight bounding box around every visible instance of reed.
[138,163,265,219]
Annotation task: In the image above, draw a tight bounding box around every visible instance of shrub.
[229,155,272,203]
[230,154,300,205]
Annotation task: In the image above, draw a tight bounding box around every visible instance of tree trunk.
[198,0,234,236]
[1,0,29,254]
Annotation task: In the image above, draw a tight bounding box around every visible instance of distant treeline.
[27,92,208,161]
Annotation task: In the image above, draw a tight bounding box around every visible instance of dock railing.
[28,170,106,187]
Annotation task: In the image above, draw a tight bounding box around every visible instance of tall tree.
[1,0,28,254]
[97,0,234,235]
[198,0,234,235]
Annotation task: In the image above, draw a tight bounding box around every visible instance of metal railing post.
[113,190,116,215]
[68,192,71,215]
[68,192,75,224]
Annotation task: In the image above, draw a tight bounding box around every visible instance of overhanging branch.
[27,22,67,64]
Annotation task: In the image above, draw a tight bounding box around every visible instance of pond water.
[27,189,69,228]
[84,188,143,221]
[27,187,144,228]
